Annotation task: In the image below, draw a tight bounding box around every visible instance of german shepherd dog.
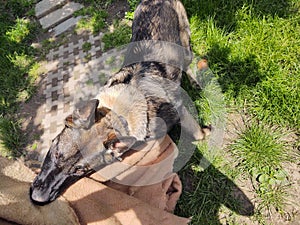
[30,0,210,205]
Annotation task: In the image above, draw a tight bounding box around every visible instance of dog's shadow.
[175,156,255,224]
[170,127,254,224]
[164,64,254,223]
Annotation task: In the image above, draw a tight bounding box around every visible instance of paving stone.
[53,16,82,36]
[39,2,83,29]
[35,0,67,18]
[35,29,130,159]
[49,121,57,133]
[44,60,59,71]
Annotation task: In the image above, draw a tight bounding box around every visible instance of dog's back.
[132,0,183,44]
[104,0,192,138]
[107,0,191,85]
[29,0,209,206]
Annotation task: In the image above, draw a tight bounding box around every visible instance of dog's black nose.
[29,186,51,206]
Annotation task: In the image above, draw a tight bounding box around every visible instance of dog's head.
[30,99,137,205]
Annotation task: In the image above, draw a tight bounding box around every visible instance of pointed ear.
[65,99,99,129]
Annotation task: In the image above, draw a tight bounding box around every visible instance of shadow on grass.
[207,43,261,97]
[176,155,254,224]
[170,126,254,224]
[0,2,41,157]
[182,0,296,33]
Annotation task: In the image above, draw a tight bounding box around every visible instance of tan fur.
[30,0,209,205]
[96,84,148,140]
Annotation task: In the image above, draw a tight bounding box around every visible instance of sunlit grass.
[176,0,299,223]
[102,20,131,50]
[0,1,40,157]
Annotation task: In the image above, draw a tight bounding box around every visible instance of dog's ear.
[104,133,137,153]
[65,99,99,129]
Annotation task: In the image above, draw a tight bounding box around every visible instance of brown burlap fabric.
[0,136,189,225]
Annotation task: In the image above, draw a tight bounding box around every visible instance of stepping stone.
[39,2,83,29]
[35,0,68,19]
[53,16,82,36]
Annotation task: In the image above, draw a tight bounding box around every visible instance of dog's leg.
[180,106,211,141]
[173,0,193,73]
[105,66,135,87]
[173,0,190,50]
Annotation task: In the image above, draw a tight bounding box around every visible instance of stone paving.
[35,0,83,36]
[31,0,128,160]
[37,33,126,159]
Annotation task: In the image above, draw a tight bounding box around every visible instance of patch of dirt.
[221,111,300,224]
[105,0,130,23]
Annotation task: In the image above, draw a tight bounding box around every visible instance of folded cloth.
[91,135,183,212]
[64,135,190,224]
[63,177,189,225]
[90,135,179,186]
[0,135,189,225]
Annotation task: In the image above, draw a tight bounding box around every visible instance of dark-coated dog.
[30,0,210,205]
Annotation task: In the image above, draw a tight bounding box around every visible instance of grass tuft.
[6,18,30,43]
[0,118,24,158]
[75,7,108,34]
[230,122,290,213]
[230,123,287,173]
[102,20,131,50]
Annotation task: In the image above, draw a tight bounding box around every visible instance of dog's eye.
[54,151,59,159]
[54,150,63,159]
[53,151,65,164]
[103,142,108,149]
[74,165,85,176]
[75,165,83,170]
[103,139,117,150]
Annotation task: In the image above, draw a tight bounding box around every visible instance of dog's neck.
[96,84,148,141]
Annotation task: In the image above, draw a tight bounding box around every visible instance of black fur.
[30,0,207,205]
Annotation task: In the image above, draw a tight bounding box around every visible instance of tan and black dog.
[30,0,210,205]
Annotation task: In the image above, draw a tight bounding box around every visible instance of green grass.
[73,0,127,34]
[75,6,108,34]
[174,0,300,223]
[0,118,24,157]
[102,20,132,50]
[185,1,300,130]
[125,0,139,19]
[230,123,287,173]
[0,1,40,157]
[0,0,298,223]
[230,122,289,212]
[82,42,92,52]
